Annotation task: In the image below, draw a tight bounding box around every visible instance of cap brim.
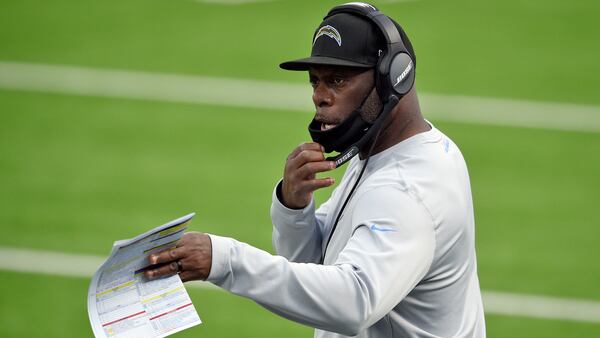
[279,56,374,71]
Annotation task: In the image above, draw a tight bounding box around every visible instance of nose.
[312,83,333,108]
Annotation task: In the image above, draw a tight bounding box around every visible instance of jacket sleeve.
[270,180,333,263]
[209,186,436,336]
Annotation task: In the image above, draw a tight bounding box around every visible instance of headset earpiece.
[388,52,414,96]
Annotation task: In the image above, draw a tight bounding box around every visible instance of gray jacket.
[207,124,485,337]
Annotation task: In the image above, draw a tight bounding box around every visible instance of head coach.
[145,2,486,337]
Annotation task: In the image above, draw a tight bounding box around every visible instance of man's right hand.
[281,142,336,209]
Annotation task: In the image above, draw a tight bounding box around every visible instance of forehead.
[308,65,372,77]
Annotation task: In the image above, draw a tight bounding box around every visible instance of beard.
[360,87,383,123]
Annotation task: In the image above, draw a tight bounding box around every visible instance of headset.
[319,2,416,261]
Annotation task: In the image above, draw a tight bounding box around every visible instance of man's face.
[309,66,377,131]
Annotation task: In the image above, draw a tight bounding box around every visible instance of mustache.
[314,114,343,124]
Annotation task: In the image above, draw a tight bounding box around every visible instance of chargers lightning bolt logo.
[314,25,342,46]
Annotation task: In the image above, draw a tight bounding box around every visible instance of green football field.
[1,0,599,337]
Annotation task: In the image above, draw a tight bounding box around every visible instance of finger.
[177,233,193,246]
[287,149,326,171]
[300,177,335,192]
[178,270,196,283]
[148,246,185,265]
[297,161,336,179]
[288,142,324,160]
[145,261,179,280]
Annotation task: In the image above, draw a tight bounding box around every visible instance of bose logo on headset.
[394,60,413,87]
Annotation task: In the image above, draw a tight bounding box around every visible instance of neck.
[359,88,429,159]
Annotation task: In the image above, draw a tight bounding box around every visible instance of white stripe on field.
[1,246,600,323]
[0,61,599,133]
[483,291,600,324]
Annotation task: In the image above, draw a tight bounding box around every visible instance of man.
[146,3,486,337]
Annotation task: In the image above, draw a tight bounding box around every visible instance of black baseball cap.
[280,13,383,71]
[280,12,415,71]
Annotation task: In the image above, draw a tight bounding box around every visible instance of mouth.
[321,123,339,131]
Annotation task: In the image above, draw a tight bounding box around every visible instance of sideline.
[1,61,599,133]
[1,246,599,324]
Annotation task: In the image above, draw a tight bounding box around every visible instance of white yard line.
[1,246,599,323]
[0,61,314,112]
[1,61,599,133]
[483,291,600,324]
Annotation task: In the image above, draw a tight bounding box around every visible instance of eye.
[309,77,318,89]
[332,76,344,86]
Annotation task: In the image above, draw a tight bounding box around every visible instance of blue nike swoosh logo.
[369,224,397,233]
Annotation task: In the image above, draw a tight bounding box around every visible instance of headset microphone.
[325,95,399,167]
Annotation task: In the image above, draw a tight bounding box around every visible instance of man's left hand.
[144,232,212,282]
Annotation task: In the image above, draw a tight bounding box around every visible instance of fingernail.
[330,161,336,169]
[321,145,325,152]
[330,178,335,185]
[146,271,153,279]
[150,255,157,263]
